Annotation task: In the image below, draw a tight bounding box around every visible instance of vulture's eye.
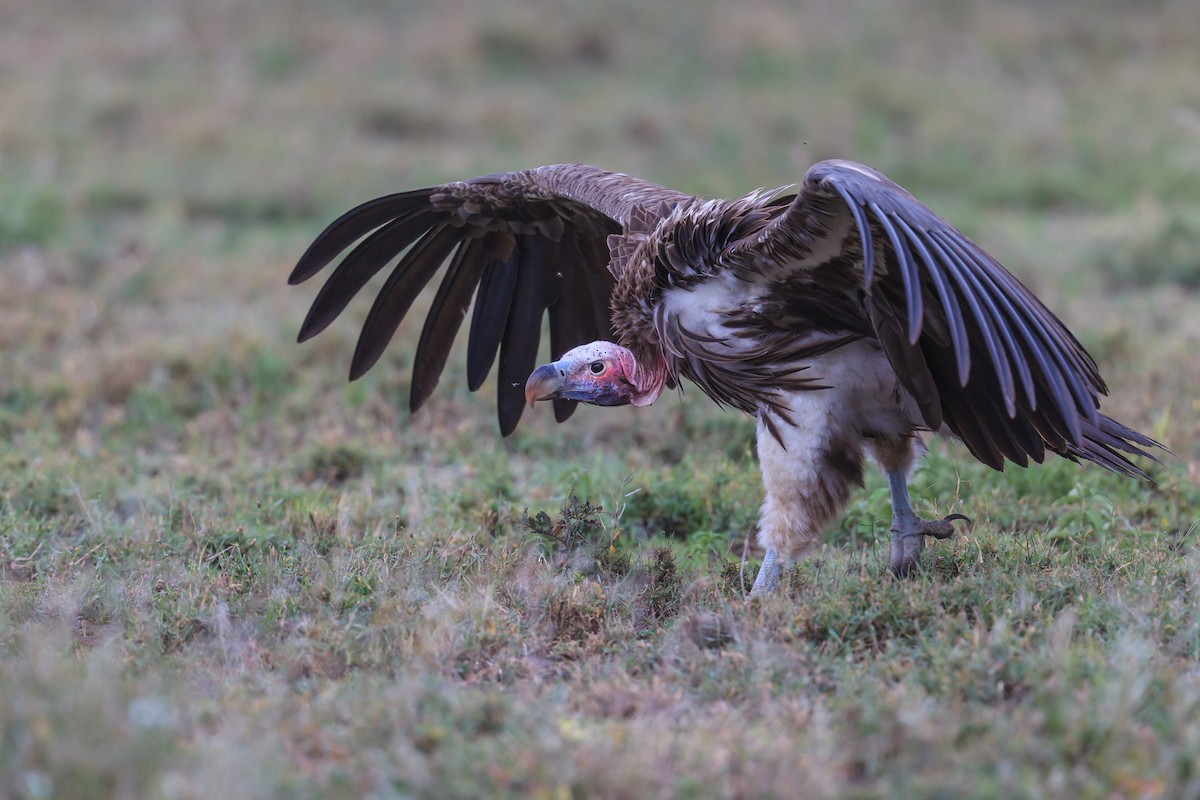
[589,361,606,375]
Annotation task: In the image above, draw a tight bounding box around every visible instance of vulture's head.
[525,342,666,409]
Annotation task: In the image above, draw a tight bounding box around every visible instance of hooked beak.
[525,362,564,408]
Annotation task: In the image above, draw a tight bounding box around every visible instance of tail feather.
[1064,414,1167,481]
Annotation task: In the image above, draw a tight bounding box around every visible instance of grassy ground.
[2,0,1200,796]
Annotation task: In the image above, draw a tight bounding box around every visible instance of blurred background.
[1,0,1198,519]
[3,0,1199,438]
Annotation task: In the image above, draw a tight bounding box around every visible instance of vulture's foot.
[749,547,782,596]
[889,513,970,577]
[885,468,969,577]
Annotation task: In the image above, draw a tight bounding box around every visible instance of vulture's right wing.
[727,160,1161,477]
[290,164,689,435]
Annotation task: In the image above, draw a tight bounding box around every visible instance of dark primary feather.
[295,209,439,342]
[466,252,519,392]
[497,237,556,435]
[351,224,462,380]
[410,234,498,413]
[289,191,431,286]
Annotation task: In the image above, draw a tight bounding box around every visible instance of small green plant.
[644,546,681,621]
[519,494,604,551]
[518,492,631,578]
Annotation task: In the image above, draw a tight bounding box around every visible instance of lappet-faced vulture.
[290,160,1163,592]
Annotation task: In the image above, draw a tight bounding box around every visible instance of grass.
[2,0,1200,796]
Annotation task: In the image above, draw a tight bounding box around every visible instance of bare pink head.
[525,341,667,409]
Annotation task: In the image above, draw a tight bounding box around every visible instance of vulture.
[290,160,1164,593]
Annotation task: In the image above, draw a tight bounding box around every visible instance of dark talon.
[891,512,970,575]
[916,513,971,540]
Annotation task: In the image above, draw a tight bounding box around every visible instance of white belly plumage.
[752,339,927,561]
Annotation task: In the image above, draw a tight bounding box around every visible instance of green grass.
[2,0,1200,797]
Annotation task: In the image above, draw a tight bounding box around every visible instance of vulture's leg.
[868,436,967,576]
[885,469,969,576]
[750,403,863,596]
[750,547,781,596]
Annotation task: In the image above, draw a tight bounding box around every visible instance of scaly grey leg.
[750,547,782,596]
[887,470,968,577]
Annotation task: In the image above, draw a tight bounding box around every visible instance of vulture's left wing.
[727,159,1159,475]
[290,164,689,435]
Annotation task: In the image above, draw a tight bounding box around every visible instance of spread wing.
[290,164,690,435]
[728,159,1161,477]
